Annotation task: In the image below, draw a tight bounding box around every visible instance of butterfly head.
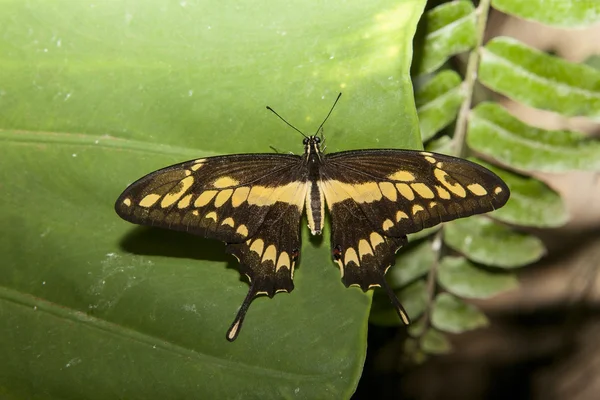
[303,135,323,158]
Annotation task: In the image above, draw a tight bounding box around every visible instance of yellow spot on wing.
[205,211,218,222]
[192,210,199,216]
[221,217,235,227]
[262,245,277,263]
[435,185,451,200]
[191,160,205,171]
[396,211,409,221]
[388,170,416,182]
[231,187,250,207]
[194,190,217,207]
[214,189,233,207]
[396,183,415,200]
[139,194,160,208]
[249,239,264,256]
[494,186,503,194]
[122,198,132,207]
[335,259,344,278]
[177,193,193,209]
[382,219,394,231]
[247,182,307,209]
[370,232,385,248]
[468,183,488,196]
[434,168,466,198]
[412,204,424,215]
[161,176,195,208]
[321,180,383,205]
[424,156,436,164]
[184,170,191,176]
[420,151,433,156]
[429,201,438,208]
[236,224,248,237]
[358,239,373,259]
[276,252,290,271]
[379,182,397,201]
[344,248,360,266]
[411,183,435,199]
[213,176,240,188]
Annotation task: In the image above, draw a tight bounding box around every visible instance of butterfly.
[114,94,510,341]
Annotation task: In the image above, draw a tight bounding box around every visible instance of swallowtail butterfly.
[115,95,510,341]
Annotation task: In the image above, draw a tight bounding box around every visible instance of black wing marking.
[320,149,510,323]
[115,154,308,243]
[224,202,301,341]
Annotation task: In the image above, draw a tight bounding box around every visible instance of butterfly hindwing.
[224,202,302,341]
[328,198,410,323]
[115,154,308,243]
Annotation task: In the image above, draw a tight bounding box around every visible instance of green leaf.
[468,102,600,171]
[471,159,568,228]
[479,37,600,119]
[444,217,545,268]
[388,240,436,289]
[415,70,464,141]
[0,132,377,398]
[420,328,452,354]
[0,0,427,397]
[425,135,454,154]
[370,280,427,327]
[492,0,600,28]
[431,293,488,333]
[437,256,519,299]
[413,1,476,76]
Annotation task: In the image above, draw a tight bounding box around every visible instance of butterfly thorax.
[303,135,326,236]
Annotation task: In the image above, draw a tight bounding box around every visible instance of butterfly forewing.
[115,154,307,243]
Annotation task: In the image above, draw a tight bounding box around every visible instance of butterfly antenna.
[314,92,342,136]
[266,106,308,139]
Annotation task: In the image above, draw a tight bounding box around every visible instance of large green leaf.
[413,1,476,76]
[415,70,464,141]
[479,37,600,119]
[469,102,600,172]
[492,0,600,28]
[472,159,568,228]
[437,256,518,299]
[444,217,545,268]
[0,0,426,398]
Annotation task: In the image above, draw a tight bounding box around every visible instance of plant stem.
[418,0,492,342]
[418,229,444,338]
[452,0,492,158]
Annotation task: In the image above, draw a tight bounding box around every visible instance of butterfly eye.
[314,136,321,144]
[303,138,309,145]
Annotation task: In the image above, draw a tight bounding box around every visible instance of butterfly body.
[116,134,509,341]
